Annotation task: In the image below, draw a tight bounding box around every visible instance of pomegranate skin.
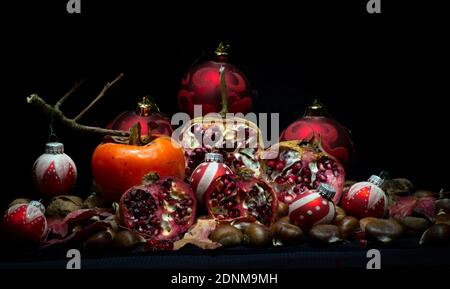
[177,59,252,117]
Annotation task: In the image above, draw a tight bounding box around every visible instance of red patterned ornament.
[190,153,233,203]
[107,96,173,136]
[288,183,336,231]
[280,99,355,167]
[2,200,48,243]
[341,174,388,219]
[32,142,77,196]
[177,43,252,117]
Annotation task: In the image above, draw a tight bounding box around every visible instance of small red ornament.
[288,183,337,231]
[2,200,48,243]
[341,174,388,219]
[32,142,77,196]
[280,99,355,167]
[177,43,252,117]
[190,153,233,203]
[107,96,173,136]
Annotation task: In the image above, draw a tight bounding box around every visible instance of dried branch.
[27,94,130,137]
[73,73,124,122]
[55,78,85,110]
[26,74,130,138]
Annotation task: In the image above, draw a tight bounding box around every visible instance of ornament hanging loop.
[379,171,390,181]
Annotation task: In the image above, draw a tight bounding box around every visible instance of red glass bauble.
[2,201,47,243]
[288,183,336,232]
[341,174,388,219]
[107,96,173,136]
[280,100,355,167]
[177,44,252,117]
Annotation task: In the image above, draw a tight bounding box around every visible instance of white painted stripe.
[196,163,219,202]
[314,203,336,225]
[367,185,384,209]
[288,193,320,215]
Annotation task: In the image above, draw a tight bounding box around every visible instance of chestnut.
[84,192,106,209]
[399,216,430,234]
[113,230,146,249]
[83,230,114,252]
[337,216,359,240]
[308,224,342,243]
[436,199,450,213]
[275,202,289,220]
[271,220,303,246]
[413,190,435,198]
[333,206,347,224]
[419,224,450,245]
[244,223,272,247]
[364,218,403,243]
[210,224,244,247]
[435,214,450,226]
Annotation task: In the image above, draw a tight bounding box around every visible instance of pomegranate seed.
[287,175,297,183]
[291,162,302,173]
[266,160,277,168]
[275,176,286,184]
[275,160,286,171]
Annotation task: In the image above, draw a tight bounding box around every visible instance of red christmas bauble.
[341,175,388,219]
[107,96,173,136]
[288,183,336,231]
[177,44,252,117]
[190,153,233,203]
[2,201,47,243]
[32,142,77,196]
[280,99,355,167]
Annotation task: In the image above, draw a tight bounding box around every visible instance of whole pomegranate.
[107,96,173,137]
[119,173,196,241]
[205,169,277,226]
[177,64,263,178]
[280,99,355,167]
[177,43,252,117]
[259,138,345,205]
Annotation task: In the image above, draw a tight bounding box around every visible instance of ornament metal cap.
[45,142,64,154]
[28,200,45,214]
[205,153,223,163]
[317,183,336,200]
[368,175,385,187]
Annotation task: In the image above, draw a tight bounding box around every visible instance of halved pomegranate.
[205,170,277,226]
[259,138,345,205]
[119,174,196,241]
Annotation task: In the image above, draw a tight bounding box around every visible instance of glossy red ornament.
[32,142,77,196]
[190,153,233,203]
[341,174,388,219]
[288,183,337,231]
[107,96,173,136]
[2,201,48,243]
[177,43,252,116]
[280,100,355,167]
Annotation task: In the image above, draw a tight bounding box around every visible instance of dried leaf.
[414,196,436,221]
[173,218,221,250]
[389,196,417,219]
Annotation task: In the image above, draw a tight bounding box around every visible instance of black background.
[1,0,446,207]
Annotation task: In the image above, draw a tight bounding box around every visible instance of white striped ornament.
[288,189,336,231]
[190,162,233,203]
[341,181,387,219]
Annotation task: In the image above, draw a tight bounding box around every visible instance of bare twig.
[73,73,124,122]
[55,78,85,110]
[27,94,130,137]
